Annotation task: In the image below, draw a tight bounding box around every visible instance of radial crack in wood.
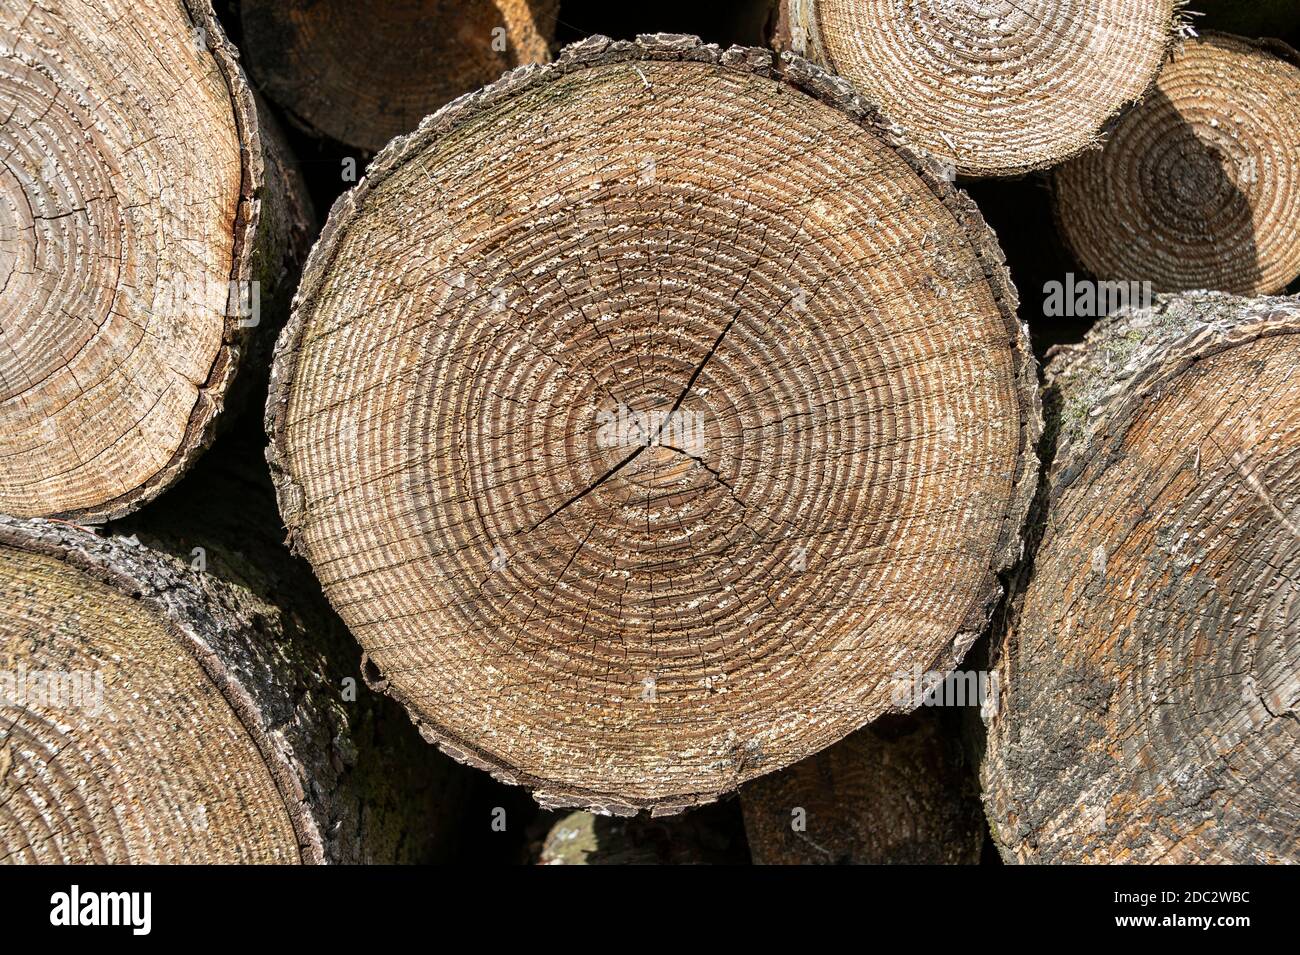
[1055,33,1300,296]
[0,0,311,522]
[772,0,1180,178]
[266,34,1041,813]
[983,291,1300,864]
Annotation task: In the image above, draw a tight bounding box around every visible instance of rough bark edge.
[117,429,471,864]
[982,290,1300,860]
[0,515,332,862]
[265,33,1042,815]
[51,0,311,524]
[1051,30,1300,289]
[774,0,1189,179]
[1045,292,1300,496]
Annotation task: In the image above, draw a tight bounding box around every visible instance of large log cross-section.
[267,35,1041,813]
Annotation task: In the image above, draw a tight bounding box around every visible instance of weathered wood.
[772,0,1180,178]
[267,34,1040,814]
[0,0,311,522]
[0,430,468,864]
[741,710,986,864]
[238,0,560,152]
[983,291,1300,864]
[1055,33,1300,295]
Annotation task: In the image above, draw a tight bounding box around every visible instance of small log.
[0,431,468,864]
[983,291,1300,864]
[1055,33,1300,295]
[0,0,311,522]
[238,0,560,152]
[772,0,1179,178]
[741,711,986,864]
[266,34,1040,814]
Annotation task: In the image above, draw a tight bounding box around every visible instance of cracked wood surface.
[984,291,1300,863]
[0,429,468,864]
[239,0,560,152]
[773,0,1180,178]
[0,0,310,522]
[267,34,1040,813]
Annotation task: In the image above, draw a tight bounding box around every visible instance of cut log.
[267,34,1040,813]
[1055,33,1300,296]
[238,0,560,152]
[772,0,1179,178]
[536,804,749,864]
[0,0,311,522]
[741,710,986,864]
[983,291,1300,864]
[0,430,467,864]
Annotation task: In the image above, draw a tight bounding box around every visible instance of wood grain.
[239,0,559,151]
[0,0,310,521]
[1055,33,1300,295]
[773,0,1179,178]
[984,292,1300,864]
[742,710,986,864]
[0,431,467,864]
[267,35,1040,813]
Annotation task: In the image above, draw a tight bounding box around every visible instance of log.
[536,804,749,864]
[1054,33,1300,296]
[771,0,1179,178]
[238,0,560,152]
[741,710,986,864]
[0,429,468,864]
[0,0,311,522]
[983,291,1300,864]
[267,34,1040,814]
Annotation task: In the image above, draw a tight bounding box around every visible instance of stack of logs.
[0,0,1295,864]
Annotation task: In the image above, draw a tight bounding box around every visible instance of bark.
[267,34,1040,814]
[536,804,749,864]
[238,0,560,152]
[1055,33,1300,296]
[983,291,1300,864]
[0,0,312,523]
[772,0,1180,178]
[0,428,469,864]
[741,710,986,864]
